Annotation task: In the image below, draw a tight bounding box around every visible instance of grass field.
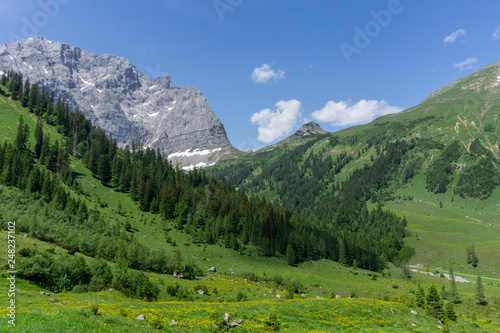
[2,228,500,332]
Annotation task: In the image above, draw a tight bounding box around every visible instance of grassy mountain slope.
[210,63,500,277]
[2,225,499,332]
[1,75,499,331]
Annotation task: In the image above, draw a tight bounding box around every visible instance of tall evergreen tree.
[34,118,44,158]
[15,116,29,151]
[444,302,457,321]
[416,284,426,308]
[21,77,30,108]
[28,83,39,113]
[448,266,460,304]
[475,275,487,305]
[426,285,445,321]
[467,244,478,267]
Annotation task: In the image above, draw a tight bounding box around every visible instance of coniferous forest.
[0,69,411,289]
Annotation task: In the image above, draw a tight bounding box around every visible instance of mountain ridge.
[0,36,234,169]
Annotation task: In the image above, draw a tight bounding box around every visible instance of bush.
[18,247,31,257]
[263,312,281,332]
[284,289,295,300]
[166,283,180,297]
[89,302,99,316]
[285,279,303,294]
[236,291,248,302]
[193,284,209,295]
[72,283,88,294]
[150,316,164,330]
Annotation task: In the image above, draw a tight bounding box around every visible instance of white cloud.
[251,100,301,143]
[444,29,466,43]
[453,57,477,71]
[311,99,402,126]
[493,26,500,41]
[251,63,285,84]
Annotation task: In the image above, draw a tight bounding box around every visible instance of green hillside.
[0,71,499,332]
[210,63,500,276]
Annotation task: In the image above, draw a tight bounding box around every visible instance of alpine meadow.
[1,4,500,332]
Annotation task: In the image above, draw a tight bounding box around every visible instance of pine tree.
[441,285,448,300]
[21,77,30,108]
[28,83,39,113]
[286,243,297,266]
[448,266,460,304]
[444,302,457,321]
[416,284,426,308]
[34,118,44,158]
[426,285,445,320]
[467,244,478,267]
[15,116,29,151]
[475,275,487,305]
[98,154,111,184]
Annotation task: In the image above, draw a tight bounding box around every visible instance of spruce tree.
[286,243,297,266]
[21,77,30,108]
[34,118,44,158]
[467,244,478,267]
[416,284,426,308]
[444,302,457,321]
[475,275,487,305]
[15,116,29,151]
[426,285,445,320]
[448,266,460,304]
[28,83,39,113]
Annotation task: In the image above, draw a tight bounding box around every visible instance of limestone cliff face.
[0,36,232,168]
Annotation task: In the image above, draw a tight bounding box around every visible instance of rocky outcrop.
[0,36,233,168]
[294,122,327,137]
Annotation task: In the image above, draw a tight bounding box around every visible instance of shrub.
[166,283,180,297]
[193,284,209,295]
[18,247,31,257]
[150,316,164,330]
[284,289,295,300]
[236,291,248,302]
[263,312,281,332]
[89,302,99,316]
[72,283,88,294]
[285,279,303,294]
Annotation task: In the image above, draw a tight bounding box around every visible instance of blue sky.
[1,0,500,151]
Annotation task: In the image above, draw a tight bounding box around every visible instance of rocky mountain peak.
[0,37,233,169]
[295,122,327,137]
